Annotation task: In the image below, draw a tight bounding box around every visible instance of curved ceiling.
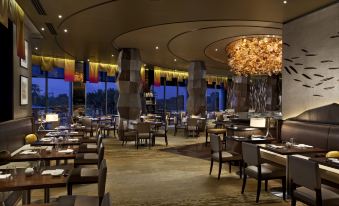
[17,0,336,75]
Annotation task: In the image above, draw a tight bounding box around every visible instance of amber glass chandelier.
[226,36,282,76]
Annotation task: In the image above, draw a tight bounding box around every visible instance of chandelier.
[226,36,282,76]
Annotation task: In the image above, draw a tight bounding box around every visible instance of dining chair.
[78,134,103,153]
[289,155,339,206]
[80,127,101,144]
[173,116,186,136]
[209,134,242,179]
[241,142,286,203]
[152,118,168,146]
[186,118,199,137]
[57,159,107,206]
[74,143,104,168]
[67,159,106,195]
[136,122,152,149]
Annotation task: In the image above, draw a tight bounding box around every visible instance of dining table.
[31,137,81,147]
[259,143,328,197]
[0,165,72,204]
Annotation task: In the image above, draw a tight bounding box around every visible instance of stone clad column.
[187,61,207,115]
[117,48,142,121]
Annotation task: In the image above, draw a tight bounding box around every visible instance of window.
[107,82,119,115]
[86,82,106,116]
[32,70,46,120]
[153,85,164,113]
[165,84,177,112]
[178,86,187,112]
[206,87,219,112]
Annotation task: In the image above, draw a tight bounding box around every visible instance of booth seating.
[0,117,33,206]
[281,103,339,151]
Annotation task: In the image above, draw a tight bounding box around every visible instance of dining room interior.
[1,0,339,205]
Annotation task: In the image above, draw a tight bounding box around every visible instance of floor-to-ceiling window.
[165,83,177,112]
[107,80,119,115]
[153,84,165,113]
[86,81,106,116]
[32,66,46,120]
[177,83,187,112]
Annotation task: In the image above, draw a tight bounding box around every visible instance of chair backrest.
[136,122,150,133]
[98,159,107,198]
[288,155,321,190]
[82,117,92,127]
[187,118,197,126]
[98,143,105,167]
[96,127,102,138]
[242,142,260,166]
[210,134,221,153]
[97,135,103,147]
[101,193,112,206]
[173,116,178,124]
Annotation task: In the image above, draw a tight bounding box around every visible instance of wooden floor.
[25,128,305,205]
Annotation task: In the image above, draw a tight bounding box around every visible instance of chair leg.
[165,134,168,146]
[282,177,286,200]
[209,159,213,175]
[241,174,247,194]
[291,198,296,206]
[218,161,222,180]
[174,127,177,136]
[265,180,268,191]
[228,162,231,173]
[239,161,243,179]
[256,178,261,203]
[67,183,72,195]
[205,131,208,146]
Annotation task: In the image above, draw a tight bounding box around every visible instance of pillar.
[117,48,142,121]
[187,61,207,116]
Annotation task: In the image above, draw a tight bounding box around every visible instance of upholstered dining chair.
[57,159,107,206]
[74,143,104,168]
[152,118,168,146]
[289,155,339,206]
[136,122,152,149]
[186,118,199,137]
[78,134,103,153]
[173,116,186,136]
[80,127,101,144]
[67,159,106,195]
[241,142,286,203]
[209,134,242,179]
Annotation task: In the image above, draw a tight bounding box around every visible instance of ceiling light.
[155,46,159,50]
[58,15,62,19]
[87,59,90,62]
[215,48,218,52]
[226,36,282,76]
[64,29,68,33]
[174,59,177,62]
[34,47,38,50]
[111,54,114,57]
[283,0,287,4]
[41,27,45,31]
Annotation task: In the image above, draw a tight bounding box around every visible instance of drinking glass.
[290,138,295,146]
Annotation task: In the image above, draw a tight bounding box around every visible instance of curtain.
[64,59,75,82]
[89,62,99,83]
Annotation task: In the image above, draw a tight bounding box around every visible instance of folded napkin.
[70,131,78,134]
[294,144,313,148]
[40,138,53,142]
[68,138,79,142]
[233,136,246,139]
[328,158,339,164]
[268,144,284,149]
[252,137,264,141]
[41,169,64,176]
[0,174,11,179]
[58,149,73,153]
[21,150,37,155]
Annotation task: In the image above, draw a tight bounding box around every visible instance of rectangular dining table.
[259,143,327,197]
[0,165,72,204]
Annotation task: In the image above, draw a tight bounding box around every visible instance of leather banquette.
[281,104,339,151]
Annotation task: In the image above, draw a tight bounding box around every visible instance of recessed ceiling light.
[174,58,177,62]
[87,59,90,62]
[64,29,68,33]
[283,0,287,4]
[155,46,159,50]
[111,54,114,57]
[215,48,218,51]
[34,47,38,50]
[58,15,63,19]
[41,27,45,31]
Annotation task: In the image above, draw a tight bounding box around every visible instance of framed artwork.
[20,40,28,69]
[20,75,28,105]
